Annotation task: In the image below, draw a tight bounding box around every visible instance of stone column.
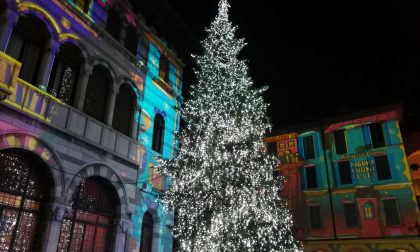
[74,63,93,110]
[114,218,131,252]
[37,39,60,89]
[40,203,68,252]
[106,84,118,126]
[0,11,19,52]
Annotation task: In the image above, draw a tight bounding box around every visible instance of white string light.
[159,0,302,251]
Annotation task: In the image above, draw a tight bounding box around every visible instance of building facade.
[0,0,182,251]
[403,126,420,215]
[266,105,420,252]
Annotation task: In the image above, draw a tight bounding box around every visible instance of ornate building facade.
[266,105,420,251]
[0,0,183,251]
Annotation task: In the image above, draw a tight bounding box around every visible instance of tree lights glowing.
[159,0,302,251]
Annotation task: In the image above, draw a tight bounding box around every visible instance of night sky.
[166,0,420,131]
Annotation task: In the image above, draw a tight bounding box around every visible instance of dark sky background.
[162,0,420,132]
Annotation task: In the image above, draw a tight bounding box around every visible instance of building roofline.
[268,103,403,137]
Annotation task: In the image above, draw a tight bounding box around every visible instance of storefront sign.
[340,151,386,161]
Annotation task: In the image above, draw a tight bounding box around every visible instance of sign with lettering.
[339,151,386,161]
[351,159,377,179]
[338,151,387,181]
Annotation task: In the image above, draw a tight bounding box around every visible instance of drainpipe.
[319,121,338,240]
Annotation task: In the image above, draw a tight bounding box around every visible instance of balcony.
[0,52,142,165]
[152,77,174,98]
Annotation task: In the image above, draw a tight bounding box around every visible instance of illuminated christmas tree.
[159,0,302,251]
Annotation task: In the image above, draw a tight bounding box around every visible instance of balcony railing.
[0,51,142,165]
[152,77,174,98]
[0,53,20,99]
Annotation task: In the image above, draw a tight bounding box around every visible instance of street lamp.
[0,85,11,101]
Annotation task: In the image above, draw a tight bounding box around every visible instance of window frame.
[337,160,353,185]
[0,150,51,251]
[159,54,170,82]
[304,165,318,190]
[364,123,386,149]
[362,201,375,219]
[83,65,112,123]
[333,129,348,155]
[152,114,165,154]
[308,204,322,230]
[6,14,49,85]
[374,155,392,181]
[124,25,139,56]
[112,84,137,137]
[140,211,154,252]
[47,43,82,105]
[56,176,120,251]
[381,198,401,226]
[343,201,360,228]
[302,135,316,160]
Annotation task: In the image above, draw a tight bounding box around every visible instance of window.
[124,25,139,56]
[338,161,352,185]
[382,198,401,226]
[152,114,165,154]
[308,205,322,229]
[365,123,386,149]
[343,202,360,227]
[266,142,277,155]
[112,84,136,137]
[305,166,318,189]
[105,8,121,40]
[48,43,82,105]
[159,55,169,82]
[57,177,119,251]
[362,202,374,219]
[334,129,347,155]
[140,212,154,252]
[302,135,315,160]
[278,142,285,149]
[288,141,295,147]
[6,14,49,84]
[138,36,149,64]
[0,150,52,251]
[375,155,391,180]
[74,0,91,13]
[83,65,111,123]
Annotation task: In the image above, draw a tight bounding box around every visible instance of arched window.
[105,8,121,40]
[83,65,111,123]
[112,84,136,136]
[57,176,119,252]
[140,212,154,252]
[0,149,52,251]
[74,0,91,13]
[48,42,83,105]
[152,114,165,154]
[124,25,139,56]
[5,14,50,84]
